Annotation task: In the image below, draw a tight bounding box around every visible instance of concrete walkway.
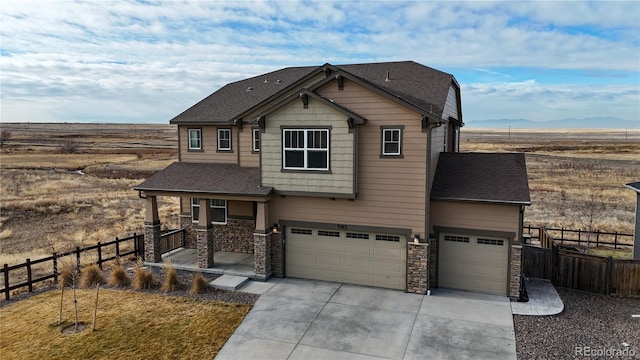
[216,278,517,360]
[511,278,564,316]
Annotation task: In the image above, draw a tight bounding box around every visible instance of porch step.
[210,275,250,291]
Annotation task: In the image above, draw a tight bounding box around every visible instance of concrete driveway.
[215,278,517,360]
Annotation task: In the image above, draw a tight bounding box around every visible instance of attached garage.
[438,232,509,295]
[285,226,407,290]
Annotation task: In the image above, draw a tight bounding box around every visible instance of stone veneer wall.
[180,215,198,249]
[254,233,272,275]
[428,237,438,288]
[407,242,429,294]
[270,231,284,277]
[213,218,255,253]
[509,244,522,299]
[196,226,214,268]
[144,222,161,263]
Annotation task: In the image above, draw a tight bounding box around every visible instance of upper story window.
[283,129,329,170]
[381,126,403,156]
[217,128,232,151]
[252,128,260,152]
[188,128,202,150]
[191,198,227,224]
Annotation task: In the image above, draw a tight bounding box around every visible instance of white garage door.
[438,232,509,295]
[285,227,406,290]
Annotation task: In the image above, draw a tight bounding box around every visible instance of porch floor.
[145,248,269,281]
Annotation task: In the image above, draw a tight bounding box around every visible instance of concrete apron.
[215,278,517,360]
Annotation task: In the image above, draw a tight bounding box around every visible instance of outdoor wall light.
[272,223,279,233]
[413,234,420,243]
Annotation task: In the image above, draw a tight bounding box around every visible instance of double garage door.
[438,232,509,295]
[285,227,406,290]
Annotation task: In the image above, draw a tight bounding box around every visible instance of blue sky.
[1,0,639,128]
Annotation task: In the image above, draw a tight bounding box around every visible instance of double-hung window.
[283,129,329,170]
[188,128,202,150]
[252,128,260,152]
[191,198,227,224]
[381,127,402,156]
[217,128,231,151]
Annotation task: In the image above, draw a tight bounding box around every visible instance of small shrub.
[0,130,11,148]
[60,138,78,154]
[161,261,181,292]
[190,273,208,295]
[80,264,105,288]
[58,260,78,289]
[133,267,155,290]
[109,264,131,288]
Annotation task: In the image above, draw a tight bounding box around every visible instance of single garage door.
[285,227,406,290]
[438,232,509,295]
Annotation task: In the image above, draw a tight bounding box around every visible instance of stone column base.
[144,221,162,263]
[407,242,429,294]
[196,226,214,268]
[254,233,272,276]
[270,231,284,277]
[510,244,522,299]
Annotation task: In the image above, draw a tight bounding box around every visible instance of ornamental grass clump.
[80,264,105,288]
[133,259,155,290]
[161,260,181,293]
[191,272,208,295]
[108,260,130,288]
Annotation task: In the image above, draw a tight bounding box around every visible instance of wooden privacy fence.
[522,244,640,297]
[523,224,633,249]
[1,233,143,301]
[160,228,185,254]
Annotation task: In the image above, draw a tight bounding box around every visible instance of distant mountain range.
[465,117,640,129]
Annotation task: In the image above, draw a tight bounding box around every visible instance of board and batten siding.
[261,98,355,195]
[268,79,429,237]
[179,125,237,164]
[430,200,521,241]
[442,85,459,121]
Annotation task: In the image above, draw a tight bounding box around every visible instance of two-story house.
[135,61,530,299]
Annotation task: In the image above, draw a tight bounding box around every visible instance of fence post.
[578,229,581,246]
[561,227,564,242]
[115,237,120,258]
[76,246,81,274]
[614,232,618,249]
[26,258,33,293]
[97,242,102,270]
[3,263,9,301]
[596,230,600,247]
[134,232,138,257]
[53,252,58,283]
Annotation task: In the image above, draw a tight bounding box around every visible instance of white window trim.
[217,128,232,151]
[188,128,202,150]
[282,128,329,171]
[252,128,260,152]
[382,128,401,156]
[191,198,227,225]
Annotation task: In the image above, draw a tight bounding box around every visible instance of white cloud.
[0,0,638,124]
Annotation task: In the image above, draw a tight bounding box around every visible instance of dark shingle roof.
[170,61,457,125]
[134,162,272,196]
[626,182,640,192]
[431,153,531,205]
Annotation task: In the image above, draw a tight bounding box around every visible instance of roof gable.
[431,153,531,205]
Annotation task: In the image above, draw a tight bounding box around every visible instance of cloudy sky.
[1,1,639,128]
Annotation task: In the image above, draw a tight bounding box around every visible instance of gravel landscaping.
[514,287,640,359]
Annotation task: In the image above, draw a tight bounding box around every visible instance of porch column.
[196,199,214,268]
[510,244,523,300]
[143,195,162,262]
[254,202,272,276]
[407,242,429,294]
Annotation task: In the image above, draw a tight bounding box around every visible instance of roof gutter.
[430,197,532,206]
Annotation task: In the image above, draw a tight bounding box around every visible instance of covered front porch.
[134,162,282,280]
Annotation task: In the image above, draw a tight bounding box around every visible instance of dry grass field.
[461,128,640,239]
[1,124,638,271]
[0,123,179,268]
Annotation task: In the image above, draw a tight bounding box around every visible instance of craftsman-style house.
[135,61,530,298]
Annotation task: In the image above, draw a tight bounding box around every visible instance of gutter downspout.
[423,116,445,240]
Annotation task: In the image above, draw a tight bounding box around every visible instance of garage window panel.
[346,232,369,240]
[477,238,505,246]
[444,235,470,243]
[318,230,340,237]
[291,228,312,235]
[375,234,400,242]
